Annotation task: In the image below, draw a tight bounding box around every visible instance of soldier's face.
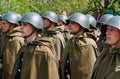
[1,20,11,33]
[43,18,51,28]
[106,26,120,47]
[67,21,84,35]
[57,20,63,26]
[20,22,35,37]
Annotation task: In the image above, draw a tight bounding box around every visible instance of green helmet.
[1,12,20,25]
[69,13,89,30]
[106,16,120,30]
[58,14,68,23]
[20,12,43,30]
[98,14,114,25]
[42,11,58,23]
[86,14,97,29]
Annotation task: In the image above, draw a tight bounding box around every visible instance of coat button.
[65,69,68,72]
[67,60,69,63]
[18,69,21,72]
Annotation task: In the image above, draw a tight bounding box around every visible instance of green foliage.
[0,0,120,17]
[0,0,90,15]
[0,0,31,15]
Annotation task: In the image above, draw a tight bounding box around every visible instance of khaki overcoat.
[12,37,59,79]
[61,34,98,79]
[3,27,24,79]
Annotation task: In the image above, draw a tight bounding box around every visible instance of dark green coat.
[2,27,24,79]
[61,34,98,79]
[12,37,59,79]
[0,30,6,78]
[91,43,120,79]
[96,34,106,52]
[0,29,3,42]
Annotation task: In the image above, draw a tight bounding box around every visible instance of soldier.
[0,12,24,79]
[57,14,68,26]
[57,14,71,43]
[96,14,114,52]
[11,12,59,79]
[60,13,98,79]
[42,11,66,66]
[86,14,99,57]
[60,10,67,15]
[86,14,98,41]
[91,16,120,79]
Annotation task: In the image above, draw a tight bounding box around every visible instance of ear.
[10,23,15,30]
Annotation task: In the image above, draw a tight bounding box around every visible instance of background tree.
[0,0,119,17]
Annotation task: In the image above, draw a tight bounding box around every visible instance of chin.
[2,30,6,33]
[69,32,74,34]
[106,41,112,45]
[106,39,110,42]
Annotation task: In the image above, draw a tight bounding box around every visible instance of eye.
[21,23,27,27]
[110,28,118,31]
[2,22,5,25]
[107,28,118,32]
[23,23,27,26]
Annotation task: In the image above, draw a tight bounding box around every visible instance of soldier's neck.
[73,31,84,37]
[26,33,37,43]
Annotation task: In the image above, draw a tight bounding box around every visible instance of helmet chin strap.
[24,28,37,38]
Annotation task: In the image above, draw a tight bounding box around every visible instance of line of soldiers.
[0,10,120,79]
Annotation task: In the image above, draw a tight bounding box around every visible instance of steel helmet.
[58,14,68,23]
[86,14,97,29]
[98,14,114,25]
[106,16,120,30]
[20,12,43,30]
[42,11,58,23]
[1,12,20,25]
[17,13,22,21]
[69,12,89,30]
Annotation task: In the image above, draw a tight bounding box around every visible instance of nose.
[20,25,24,31]
[67,23,71,27]
[106,29,110,36]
